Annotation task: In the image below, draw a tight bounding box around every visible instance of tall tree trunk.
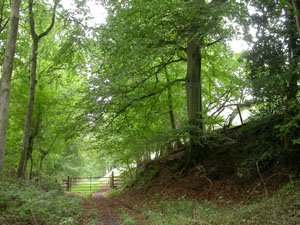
[184,41,203,170]
[17,39,38,178]
[17,0,59,178]
[0,0,21,175]
[186,41,203,130]
[28,110,41,179]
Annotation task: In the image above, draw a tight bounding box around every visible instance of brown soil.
[109,151,293,215]
[81,186,145,225]
[81,186,120,225]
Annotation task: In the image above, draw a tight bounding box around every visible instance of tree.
[17,0,60,178]
[91,0,242,169]
[244,0,299,150]
[0,0,21,175]
[0,0,104,178]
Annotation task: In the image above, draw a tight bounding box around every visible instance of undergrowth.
[136,181,300,225]
[0,178,82,225]
[107,187,124,197]
[134,165,158,190]
[119,209,137,225]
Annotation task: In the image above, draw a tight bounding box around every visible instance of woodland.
[0,0,300,224]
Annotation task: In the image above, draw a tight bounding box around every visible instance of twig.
[255,160,268,196]
[31,210,39,225]
[265,172,294,186]
[195,165,213,189]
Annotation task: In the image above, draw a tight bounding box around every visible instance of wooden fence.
[63,171,123,193]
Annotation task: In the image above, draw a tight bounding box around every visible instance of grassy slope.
[141,181,300,225]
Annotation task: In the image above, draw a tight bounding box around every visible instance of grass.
[119,181,300,225]
[119,209,137,225]
[107,187,124,197]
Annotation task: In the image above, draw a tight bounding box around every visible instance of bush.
[40,179,64,193]
[0,178,82,225]
[135,164,158,190]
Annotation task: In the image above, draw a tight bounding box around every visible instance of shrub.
[0,178,82,225]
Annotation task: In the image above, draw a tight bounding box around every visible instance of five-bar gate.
[63,172,123,194]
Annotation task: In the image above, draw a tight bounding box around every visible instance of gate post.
[110,171,114,188]
[67,176,71,192]
[89,177,92,193]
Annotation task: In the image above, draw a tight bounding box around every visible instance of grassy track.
[71,181,107,196]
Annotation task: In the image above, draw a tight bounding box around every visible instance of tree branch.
[28,0,60,40]
[106,78,185,127]
[203,37,223,48]
[28,0,37,39]
[0,0,6,26]
[205,87,233,113]
[0,18,9,34]
[38,0,60,39]
[120,55,184,95]
[292,0,300,37]
[0,0,9,34]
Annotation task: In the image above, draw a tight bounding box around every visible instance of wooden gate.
[63,172,123,194]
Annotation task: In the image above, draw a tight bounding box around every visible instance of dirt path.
[81,186,145,225]
[81,186,120,225]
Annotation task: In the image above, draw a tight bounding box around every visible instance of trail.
[81,186,120,225]
[81,185,145,225]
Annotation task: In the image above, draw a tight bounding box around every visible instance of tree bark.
[291,0,300,37]
[28,110,41,179]
[179,41,203,172]
[186,41,203,131]
[166,73,176,130]
[237,105,244,125]
[17,38,38,178]
[0,0,21,175]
